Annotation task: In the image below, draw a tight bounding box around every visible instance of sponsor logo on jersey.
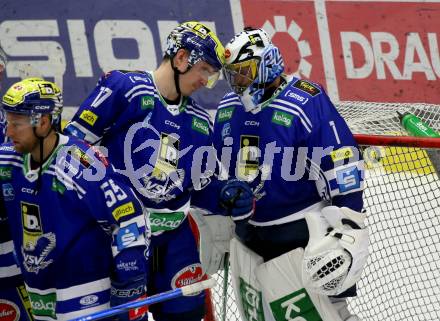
[112,202,135,221]
[238,277,264,321]
[141,96,154,110]
[217,107,234,123]
[51,177,66,195]
[22,232,56,273]
[0,145,14,152]
[171,264,204,296]
[116,260,139,272]
[272,110,293,127]
[116,223,140,251]
[149,211,185,233]
[191,117,209,135]
[21,201,43,247]
[79,295,99,307]
[165,119,180,130]
[330,147,354,162]
[79,110,98,126]
[67,145,95,168]
[284,89,309,105]
[336,166,361,193]
[293,80,321,97]
[244,120,259,126]
[238,135,260,180]
[0,166,12,180]
[21,187,35,194]
[0,300,20,321]
[28,292,56,319]
[111,285,144,298]
[153,133,180,178]
[269,288,321,321]
[2,183,14,201]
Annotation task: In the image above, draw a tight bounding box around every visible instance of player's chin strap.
[302,206,369,296]
[170,52,192,101]
[32,125,58,194]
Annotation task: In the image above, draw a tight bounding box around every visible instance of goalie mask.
[223,28,284,112]
[302,206,369,296]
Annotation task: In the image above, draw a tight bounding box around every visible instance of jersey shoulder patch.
[292,79,321,97]
[63,136,109,169]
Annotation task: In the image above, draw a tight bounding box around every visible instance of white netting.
[209,101,440,321]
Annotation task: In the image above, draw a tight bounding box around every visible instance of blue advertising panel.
[0,0,237,111]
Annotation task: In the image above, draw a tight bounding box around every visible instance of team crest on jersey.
[21,232,55,274]
[140,168,185,203]
[293,80,321,97]
[238,135,260,181]
[2,183,14,201]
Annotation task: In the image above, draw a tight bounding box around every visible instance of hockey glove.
[110,275,148,321]
[219,179,255,222]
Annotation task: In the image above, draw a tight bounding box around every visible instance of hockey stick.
[69,278,216,321]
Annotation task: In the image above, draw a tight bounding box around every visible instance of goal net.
[208,101,440,321]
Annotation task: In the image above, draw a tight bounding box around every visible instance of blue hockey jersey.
[0,134,149,320]
[0,197,22,288]
[213,76,364,226]
[64,70,220,233]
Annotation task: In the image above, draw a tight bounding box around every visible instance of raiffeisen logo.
[262,16,312,78]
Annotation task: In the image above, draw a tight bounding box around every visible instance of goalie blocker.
[229,206,369,321]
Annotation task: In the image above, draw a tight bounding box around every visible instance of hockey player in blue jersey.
[215,28,369,321]
[0,46,36,321]
[0,78,150,321]
[63,21,251,321]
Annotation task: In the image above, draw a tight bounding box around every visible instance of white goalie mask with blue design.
[223,28,284,112]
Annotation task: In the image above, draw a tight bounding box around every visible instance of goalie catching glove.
[219,179,255,221]
[302,206,369,296]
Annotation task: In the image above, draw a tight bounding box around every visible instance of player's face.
[179,60,220,95]
[5,113,39,153]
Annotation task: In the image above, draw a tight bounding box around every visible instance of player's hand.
[110,275,148,321]
[219,179,255,221]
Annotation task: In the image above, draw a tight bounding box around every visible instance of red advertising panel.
[240,0,327,87]
[327,1,440,103]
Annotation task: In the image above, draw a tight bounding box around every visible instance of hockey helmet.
[165,21,225,88]
[2,78,63,127]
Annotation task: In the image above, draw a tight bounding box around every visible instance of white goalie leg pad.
[229,237,275,321]
[255,247,343,321]
[190,209,235,275]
